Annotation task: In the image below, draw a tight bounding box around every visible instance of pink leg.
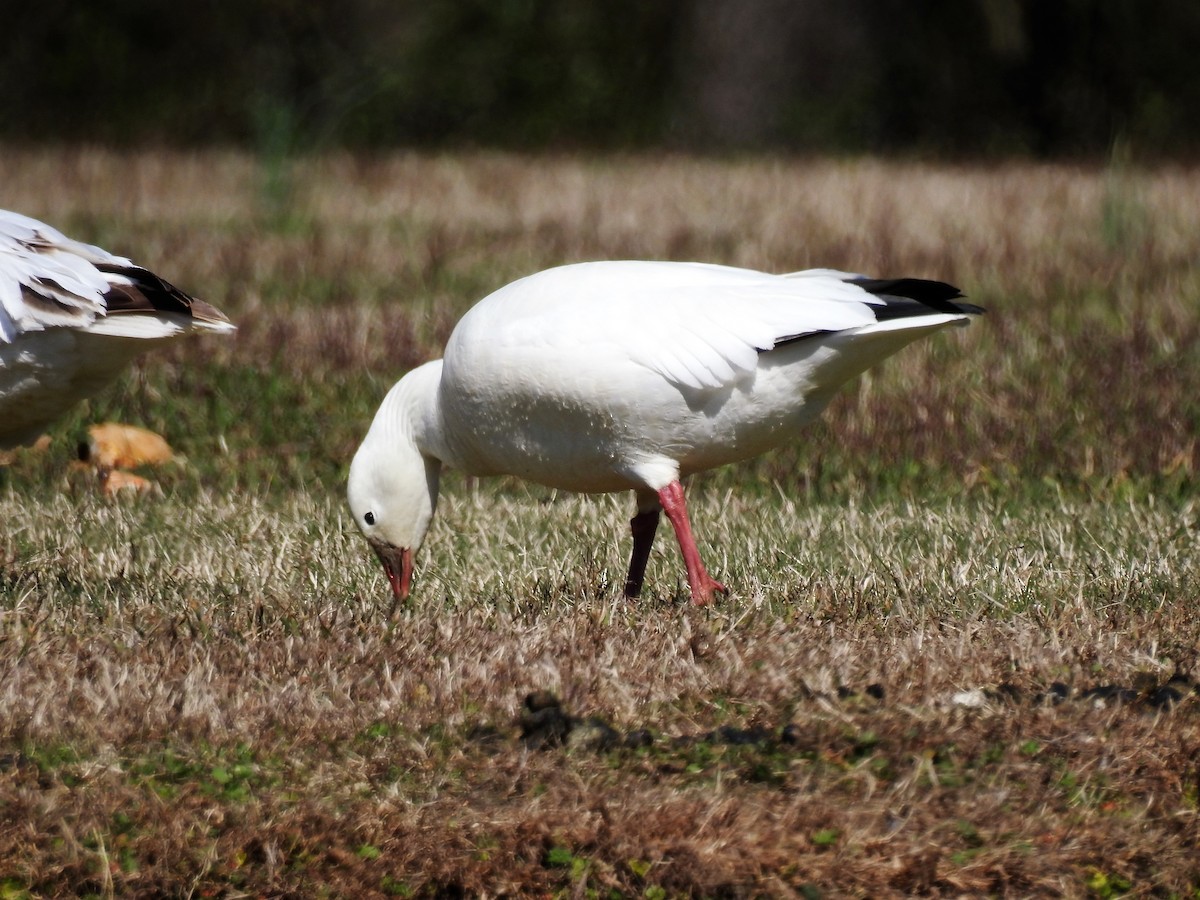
[657,481,727,605]
[624,508,660,598]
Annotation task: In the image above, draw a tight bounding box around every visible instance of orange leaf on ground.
[99,468,156,496]
[86,422,174,469]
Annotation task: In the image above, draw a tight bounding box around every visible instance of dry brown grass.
[2,147,1200,896]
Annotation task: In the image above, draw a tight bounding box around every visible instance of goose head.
[347,366,443,601]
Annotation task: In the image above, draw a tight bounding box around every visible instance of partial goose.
[0,209,234,449]
[348,261,981,605]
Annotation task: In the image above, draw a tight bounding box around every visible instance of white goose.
[0,209,235,450]
[348,261,981,605]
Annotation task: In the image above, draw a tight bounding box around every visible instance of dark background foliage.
[4,0,1198,156]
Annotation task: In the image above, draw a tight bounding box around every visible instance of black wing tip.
[96,262,206,318]
[848,276,984,318]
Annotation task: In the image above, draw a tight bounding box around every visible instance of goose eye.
[363,511,376,526]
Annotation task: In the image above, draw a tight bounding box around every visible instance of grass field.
[1,147,1199,897]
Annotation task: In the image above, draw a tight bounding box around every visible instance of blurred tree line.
[3,0,1197,157]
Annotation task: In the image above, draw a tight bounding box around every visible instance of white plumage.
[348,260,981,604]
[0,210,235,449]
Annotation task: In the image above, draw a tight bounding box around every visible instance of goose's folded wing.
[0,209,233,343]
[616,267,886,392]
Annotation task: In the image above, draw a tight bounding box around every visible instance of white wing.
[629,266,887,390]
[478,261,890,392]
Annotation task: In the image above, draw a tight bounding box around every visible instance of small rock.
[951,688,989,709]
